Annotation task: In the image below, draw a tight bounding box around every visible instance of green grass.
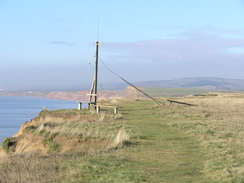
[114,99,214,183]
[59,155,148,183]
[138,87,244,97]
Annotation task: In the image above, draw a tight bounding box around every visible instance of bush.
[1,137,16,153]
[24,125,38,133]
[42,139,60,153]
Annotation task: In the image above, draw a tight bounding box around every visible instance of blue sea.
[0,96,78,144]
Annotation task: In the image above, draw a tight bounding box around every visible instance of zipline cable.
[99,57,164,106]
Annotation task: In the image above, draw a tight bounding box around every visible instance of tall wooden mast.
[88,41,99,106]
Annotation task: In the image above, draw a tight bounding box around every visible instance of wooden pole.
[94,41,99,106]
[88,41,99,107]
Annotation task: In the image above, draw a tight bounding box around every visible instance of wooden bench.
[77,101,89,110]
[167,100,197,107]
[194,94,207,97]
[194,94,218,97]
[78,102,118,114]
[95,105,118,114]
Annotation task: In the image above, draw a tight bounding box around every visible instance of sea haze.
[0,96,78,144]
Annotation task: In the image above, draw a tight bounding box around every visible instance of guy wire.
[98,57,164,106]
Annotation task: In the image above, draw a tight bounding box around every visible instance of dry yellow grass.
[110,127,130,148]
[0,153,63,182]
[1,108,131,156]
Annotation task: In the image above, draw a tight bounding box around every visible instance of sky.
[1,0,244,90]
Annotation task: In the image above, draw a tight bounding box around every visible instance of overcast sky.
[1,0,244,90]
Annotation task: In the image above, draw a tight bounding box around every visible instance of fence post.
[77,102,82,110]
[96,106,100,113]
[114,107,118,114]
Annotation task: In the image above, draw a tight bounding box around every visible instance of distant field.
[138,87,244,97]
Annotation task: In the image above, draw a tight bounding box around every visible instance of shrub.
[24,125,38,133]
[1,137,16,153]
[42,139,60,153]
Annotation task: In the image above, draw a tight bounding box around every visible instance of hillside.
[133,77,244,90]
[59,77,244,90]
[2,77,244,92]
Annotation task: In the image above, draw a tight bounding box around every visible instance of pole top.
[96,41,103,46]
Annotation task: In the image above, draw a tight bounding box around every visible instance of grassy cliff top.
[1,94,244,182]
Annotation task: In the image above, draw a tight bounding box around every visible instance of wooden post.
[96,106,100,113]
[94,41,99,106]
[88,42,99,106]
[114,107,118,114]
[78,102,82,110]
[87,103,90,109]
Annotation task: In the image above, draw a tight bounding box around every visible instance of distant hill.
[3,77,244,91]
[132,77,244,90]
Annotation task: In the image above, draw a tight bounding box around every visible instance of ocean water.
[0,96,79,144]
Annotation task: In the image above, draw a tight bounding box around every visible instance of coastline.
[0,87,137,101]
[0,91,88,101]
[0,87,138,148]
[0,96,79,146]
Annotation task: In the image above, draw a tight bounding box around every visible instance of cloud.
[101,30,244,65]
[176,28,244,40]
[50,41,75,46]
[158,26,244,39]
[99,28,244,80]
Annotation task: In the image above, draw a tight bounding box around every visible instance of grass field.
[138,87,244,97]
[157,93,244,182]
[0,92,243,182]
